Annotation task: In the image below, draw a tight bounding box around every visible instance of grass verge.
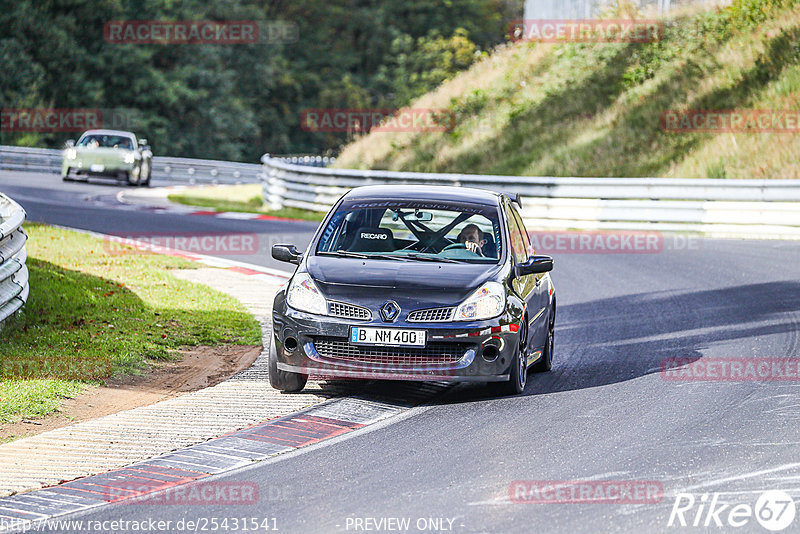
[0,223,262,424]
[168,184,326,222]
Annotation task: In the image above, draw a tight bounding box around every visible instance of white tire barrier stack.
[0,193,28,325]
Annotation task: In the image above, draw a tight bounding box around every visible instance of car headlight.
[454,282,505,321]
[286,272,328,315]
[64,149,77,160]
[123,152,136,164]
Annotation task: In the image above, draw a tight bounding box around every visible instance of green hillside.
[335,0,800,178]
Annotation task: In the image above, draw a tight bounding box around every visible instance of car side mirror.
[272,244,303,265]
[516,255,553,277]
[65,140,75,148]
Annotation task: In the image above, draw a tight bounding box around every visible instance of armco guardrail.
[151,156,261,185]
[261,155,800,238]
[0,146,333,184]
[272,154,336,168]
[0,194,29,325]
[0,145,262,185]
[0,145,63,175]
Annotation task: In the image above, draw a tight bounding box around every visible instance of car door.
[508,203,549,356]
[505,203,535,347]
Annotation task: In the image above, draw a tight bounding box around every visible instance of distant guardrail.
[261,155,800,239]
[4,144,797,239]
[271,154,336,168]
[0,194,29,326]
[0,146,334,186]
[0,145,63,175]
[0,145,263,185]
[0,146,333,184]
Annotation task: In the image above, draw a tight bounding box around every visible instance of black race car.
[270,185,555,395]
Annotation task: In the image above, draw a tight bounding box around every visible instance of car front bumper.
[273,303,521,382]
[63,159,135,175]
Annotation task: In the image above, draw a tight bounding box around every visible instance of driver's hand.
[465,241,484,256]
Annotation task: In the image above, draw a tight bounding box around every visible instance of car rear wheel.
[268,339,308,392]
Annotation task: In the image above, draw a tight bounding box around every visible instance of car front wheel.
[126,167,141,186]
[268,339,308,392]
[140,161,151,187]
[492,322,527,396]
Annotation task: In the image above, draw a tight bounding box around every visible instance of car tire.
[127,168,141,186]
[140,162,151,187]
[492,322,527,396]
[268,338,308,392]
[531,310,555,373]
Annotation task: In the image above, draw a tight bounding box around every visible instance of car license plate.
[90,164,104,172]
[350,327,426,347]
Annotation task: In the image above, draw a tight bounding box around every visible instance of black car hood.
[305,256,502,305]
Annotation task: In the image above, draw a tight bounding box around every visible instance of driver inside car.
[457,224,486,256]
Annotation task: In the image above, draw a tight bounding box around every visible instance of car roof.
[79,129,136,138]
[343,185,502,206]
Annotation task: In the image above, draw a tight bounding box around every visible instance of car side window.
[504,204,527,264]
[510,207,532,255]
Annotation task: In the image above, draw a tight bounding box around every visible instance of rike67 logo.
[669,490,796,531]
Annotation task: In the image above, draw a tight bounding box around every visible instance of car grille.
[407,307,455,323]
[328,301,372,320]
[311,337,472,366]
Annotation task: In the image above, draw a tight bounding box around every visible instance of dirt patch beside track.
[0,344,261,442]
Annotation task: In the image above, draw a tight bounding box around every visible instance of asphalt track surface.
[0,170,318,273]
[3,170,800,533]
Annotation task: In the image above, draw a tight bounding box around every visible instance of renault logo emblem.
[380,301,401,322]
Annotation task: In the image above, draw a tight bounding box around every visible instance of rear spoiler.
[503,193,523,209]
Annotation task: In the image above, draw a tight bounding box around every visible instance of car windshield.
[317,199,502,263]
[76,134,134,150]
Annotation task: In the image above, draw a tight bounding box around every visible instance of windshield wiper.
[318,251,409,262]
[403,253,464,263]
[319,251,368,259]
